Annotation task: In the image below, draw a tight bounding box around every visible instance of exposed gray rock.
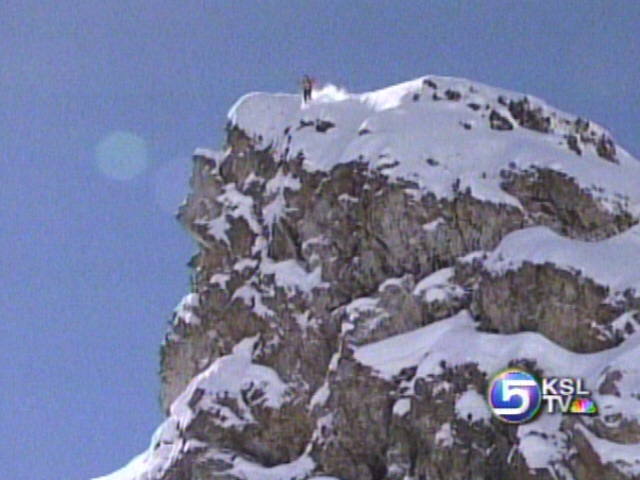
[489,109,514,131]
[474,261,624,352]
[500,167,636,241]
[508,97,551,133]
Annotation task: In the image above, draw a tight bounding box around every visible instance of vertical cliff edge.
[96,76,640,480]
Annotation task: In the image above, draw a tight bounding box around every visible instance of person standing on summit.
[302,75,313,102]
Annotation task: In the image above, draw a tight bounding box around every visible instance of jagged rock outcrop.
[474,262,624,352]
[97,76,640,480]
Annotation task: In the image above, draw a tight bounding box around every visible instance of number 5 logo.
[488,369,542,424]
[492,378,536,415]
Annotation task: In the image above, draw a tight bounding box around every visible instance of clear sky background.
[1,2,638,479]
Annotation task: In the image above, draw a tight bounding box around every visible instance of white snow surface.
[454,388,492,423]
[232,284,276,318]
[354,310,640,391]
[205,184,261,245]
[228,75,640,213]
[516,413,566,472]
[575,423,640,476]
[261,258,325,294]
[171,336,289,429]
[172,293,200,325]
[392,397,412,417]
[310,381,331,408]
[434,422,454,447]
[485,224,640,295]
[230,454,315,480]
[412,267,465,303]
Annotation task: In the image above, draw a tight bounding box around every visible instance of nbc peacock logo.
[569,397,598,414]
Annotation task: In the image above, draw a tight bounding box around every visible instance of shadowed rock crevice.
[500,167,636,241]
[474,262,626,352]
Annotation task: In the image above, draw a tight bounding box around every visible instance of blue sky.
[1,2,638,479]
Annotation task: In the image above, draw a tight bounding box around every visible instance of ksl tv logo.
[487,367,598,424]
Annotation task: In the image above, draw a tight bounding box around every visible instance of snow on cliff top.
[228,75,640,215]
[485,224,640,296]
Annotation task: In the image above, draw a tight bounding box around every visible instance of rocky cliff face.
[97,76,640,480]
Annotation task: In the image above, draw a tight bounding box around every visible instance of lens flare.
[96,131,149,181]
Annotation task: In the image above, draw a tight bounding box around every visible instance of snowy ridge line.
[353,310,640,399]
[227,75,640,216]
[355,306,640,427]
[484,225,640,295]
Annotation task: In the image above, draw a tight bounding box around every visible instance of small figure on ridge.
[302,74,314,103]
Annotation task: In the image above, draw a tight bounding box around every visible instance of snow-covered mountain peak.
[228,75,639,216]
[97,76,640,480]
